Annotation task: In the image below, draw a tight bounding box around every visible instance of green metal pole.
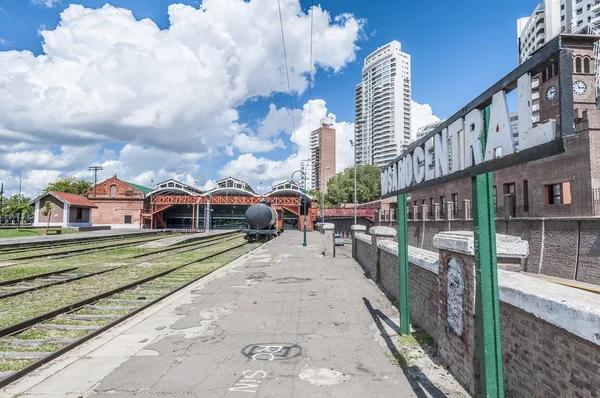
[472,173,504,397]
[472,104,504,397]
[397,193,410,335]
[303,196,307,247]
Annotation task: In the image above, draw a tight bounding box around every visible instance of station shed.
[30,191,97,228]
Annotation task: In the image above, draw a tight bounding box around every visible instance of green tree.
[3,194,33,230]
[42,200,53,233]
[44,177,93,195]
[324,165,381,206]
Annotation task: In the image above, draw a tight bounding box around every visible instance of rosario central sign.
[381,35,577,198]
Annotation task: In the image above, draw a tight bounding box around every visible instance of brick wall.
[92,199,145,226]
[388,218,600,285]
[501,303,600,398]
[68,207,90,223]
[355,237,377,279]
[353,232,600,397]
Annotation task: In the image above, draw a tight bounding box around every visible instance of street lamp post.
[350,139,357,224]
[291,170,307,247]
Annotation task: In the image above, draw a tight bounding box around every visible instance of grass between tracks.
[0,234,242,283]
[0,228,80,239]
[0,235,168,262]
[0,237,248,329]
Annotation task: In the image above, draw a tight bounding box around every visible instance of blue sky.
[0,0,541,196]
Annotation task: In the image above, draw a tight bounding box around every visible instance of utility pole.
[17,179,22,229]
[0,182,3,218]
[89,165,103,197]
[292,170,307,247]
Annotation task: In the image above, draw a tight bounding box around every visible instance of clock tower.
[538,36,598,134]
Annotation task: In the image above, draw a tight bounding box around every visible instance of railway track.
[0,231,240,262]
[0,241,258,387]
[0,234,244,300]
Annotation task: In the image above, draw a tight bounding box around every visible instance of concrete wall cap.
[433,231,528,258]
[368,226,396,237]
[377,241,440,275]
[355,233,371,244]
[351,224,367,231]
[499,270,600,346]
[322,223,335,230]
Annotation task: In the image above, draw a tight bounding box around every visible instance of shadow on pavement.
[362,297,448,398]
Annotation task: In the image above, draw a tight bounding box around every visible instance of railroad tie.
[84,305,139,311]
[62,314,119,321]
[4,338,77,347]
[0,351,53,360]
[35,324,100,331]
[103,299,153,304]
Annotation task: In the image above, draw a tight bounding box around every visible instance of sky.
[0,0,542,197]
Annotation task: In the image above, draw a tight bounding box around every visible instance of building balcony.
[591,14,600,26]
[592,1,600,13]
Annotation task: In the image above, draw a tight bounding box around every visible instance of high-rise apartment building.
[416,120,445,140]
[355,40,411,167]
[300,159,313,190]
[562,0,598,32]
[310,117,336,193]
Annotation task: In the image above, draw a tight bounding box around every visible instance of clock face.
[573,80,587,95]
[545,86,557,101]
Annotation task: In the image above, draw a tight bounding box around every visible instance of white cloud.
[0,38,7,45]
[258,104,302,138]
[411,101,441,140]
[220,99,355,189]
[0,2,362,154]
[31,0,61,8]
[231,134,285,153]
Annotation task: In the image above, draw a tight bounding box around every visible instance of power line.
[308,0,314,173]
[277,0,297,134]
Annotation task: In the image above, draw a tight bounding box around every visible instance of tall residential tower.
[310,117,336,193]
[355,40,411,167]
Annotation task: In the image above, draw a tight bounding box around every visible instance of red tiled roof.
[51,192,98,208]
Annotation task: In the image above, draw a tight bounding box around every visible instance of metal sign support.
[397,193,410,335]
[472,106,504,397]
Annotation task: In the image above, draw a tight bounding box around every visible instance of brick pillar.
[432,231,529,396]
[433,203,440,220]
[446,202,454,220]
[369,226,396,283]
[422,204,429,221]
[462,199,471,220]
[504,194,515,219]
[322,222,335,257]
[413,205,419,220]
[351,224,367,259]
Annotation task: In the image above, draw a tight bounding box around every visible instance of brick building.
[87,176,152,228]
[30,191,97,227]
[310,117,336,193]
[407,34,600,220]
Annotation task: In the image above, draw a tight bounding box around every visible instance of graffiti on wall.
[446,256,465,337]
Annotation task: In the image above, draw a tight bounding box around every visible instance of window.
[561,4,565,9]
[523,180,529,212]
[588,4,592,10]
[494,186,498,213]
[76,208,83,220]
[561,15,566,21]
[110,184,117,198]
[429,198,434,217]
[576,57,582,73]
[546,182,572,205]
[584,58,590,73]
[124,215,132,224]
[440,196,446,216]
[451,193,459,216]
[542,69,547,83]
[504,183,515,195]
[577,8,583,15]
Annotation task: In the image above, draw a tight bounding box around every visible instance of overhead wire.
[277,0,297,134]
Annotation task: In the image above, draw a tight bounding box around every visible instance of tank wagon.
[243,202,282,241]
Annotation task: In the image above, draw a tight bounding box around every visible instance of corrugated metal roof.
[126,182,153,194]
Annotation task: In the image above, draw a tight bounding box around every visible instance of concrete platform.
[136,229,237,248]
[2,231,436,397]
[0,229,166,248]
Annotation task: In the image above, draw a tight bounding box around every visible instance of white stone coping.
[433,231,528,258]
[377,241,440,275]
[355,232,372,245]
[498,270,600,346]
[322,223,335,230]
[351,224,367,231]
[369,226,396,237]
